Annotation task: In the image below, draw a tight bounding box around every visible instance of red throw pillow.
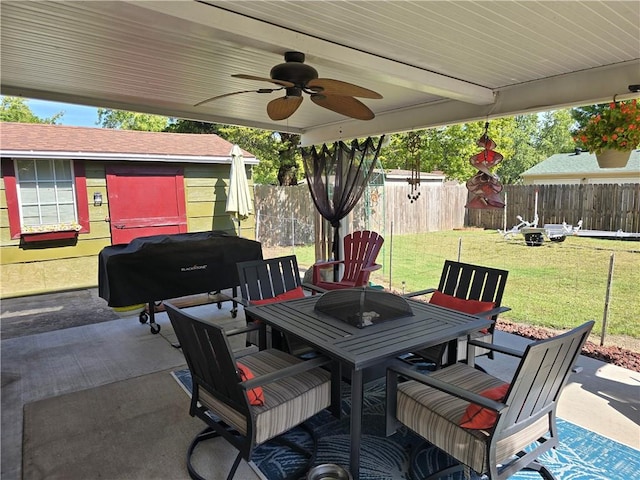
[236,362,265,406]
[250,286,305,306]
[459,383,509,429]
[429,290,496,333]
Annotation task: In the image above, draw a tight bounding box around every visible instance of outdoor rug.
[173,368,640,480]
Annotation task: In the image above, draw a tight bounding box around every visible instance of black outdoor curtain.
[301,136,384,262]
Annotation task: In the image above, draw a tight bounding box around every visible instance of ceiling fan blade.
[307,79,382,99]
[267,96,303,120]
[232,74,295,88]
[311,94,375,120]
[194,88,283,107]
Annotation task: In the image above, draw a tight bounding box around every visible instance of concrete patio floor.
[1,288,638,479]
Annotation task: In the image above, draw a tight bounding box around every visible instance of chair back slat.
[237,256,301,302]
[499,321,593,428]
[342,230,384,284]
[165,302,250,414]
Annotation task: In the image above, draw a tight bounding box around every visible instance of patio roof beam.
[299,60,640,146]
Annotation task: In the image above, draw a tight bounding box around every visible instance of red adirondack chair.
[312,230,384,290]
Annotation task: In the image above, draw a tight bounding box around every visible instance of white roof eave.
[0,150,260,165]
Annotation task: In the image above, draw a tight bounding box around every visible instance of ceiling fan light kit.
[196,51,382,121]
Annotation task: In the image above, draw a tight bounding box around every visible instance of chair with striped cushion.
[165,301,333,480]
[386,321,594,480]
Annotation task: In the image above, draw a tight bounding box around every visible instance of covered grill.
[98,231,262,332]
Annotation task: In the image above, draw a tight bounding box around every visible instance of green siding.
[1,160,255,298]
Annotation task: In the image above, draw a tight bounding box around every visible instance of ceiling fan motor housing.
[270,51,318,86]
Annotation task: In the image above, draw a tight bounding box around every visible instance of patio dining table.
[245,293,492,479]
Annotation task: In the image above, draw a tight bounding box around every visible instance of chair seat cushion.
[200,349,331,444]
[396,363,550,474]
[396,363,506,473]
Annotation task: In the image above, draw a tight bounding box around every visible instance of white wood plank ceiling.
[1,1,638,145]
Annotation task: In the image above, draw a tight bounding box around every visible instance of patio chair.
[312,230,384,290]
[403,260,510,369]
[236,255,325,355]
[164,301,333,480]
[386,321,594,480]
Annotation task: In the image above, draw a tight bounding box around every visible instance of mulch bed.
[497,320,640,373]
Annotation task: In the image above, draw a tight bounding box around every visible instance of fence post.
[601,252,615,346]
[503,190,508,232]
[256,211,261,243]
[388,220,394,289]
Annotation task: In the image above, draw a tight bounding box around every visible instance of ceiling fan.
[194,51,383,121]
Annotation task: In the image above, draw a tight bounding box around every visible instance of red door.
[106,165,187,245]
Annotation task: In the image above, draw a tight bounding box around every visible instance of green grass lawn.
[267,230,640,339]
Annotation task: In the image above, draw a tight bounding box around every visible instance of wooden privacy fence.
[255,183,640,247]
[467,184,640,232]
[254,183,467,246]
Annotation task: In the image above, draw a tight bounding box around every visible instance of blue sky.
[26,98,100,127]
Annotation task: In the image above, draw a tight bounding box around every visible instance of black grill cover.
[98,231,262,307]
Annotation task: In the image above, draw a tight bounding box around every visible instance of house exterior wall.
[0,160,255,298]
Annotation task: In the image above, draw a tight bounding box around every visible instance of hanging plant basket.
[596,149,631,168]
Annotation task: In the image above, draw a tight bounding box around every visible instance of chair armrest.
[225,323,260,337]
[312,259,344,269]
[362,263,382,273]
[312,260,344,285]
[402,287,437,298]
[301,282,327,294]
[241,355,332,390]
[468,338,524,358]
[388,363,507,413]
[479,305,511,318]
[233,296,250,307]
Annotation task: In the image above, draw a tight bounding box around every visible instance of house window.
[16,158,79,230]
[2,158,89,241]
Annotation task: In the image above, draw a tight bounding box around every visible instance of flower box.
[21,230,80,243]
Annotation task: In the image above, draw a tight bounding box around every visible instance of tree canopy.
[2,97,582,185]
[97,108,170,131]
[379,111,575,184]
[0,97,63,124]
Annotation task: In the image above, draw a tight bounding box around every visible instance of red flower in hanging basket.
[575,99,640,154]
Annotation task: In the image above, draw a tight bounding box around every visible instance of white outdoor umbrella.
[226,144,253,232]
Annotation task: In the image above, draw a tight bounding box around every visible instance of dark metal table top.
[245,294,492,369]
